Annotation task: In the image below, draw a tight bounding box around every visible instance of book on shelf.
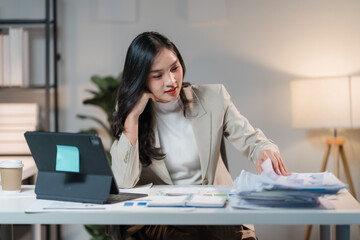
[0,33,3,87]
[0,115,38,125]
[0,27,29,88]
[0,125,37,132]
[0,34,11,87]
[0,103,39,155]
[0,103,39,126]
[9,27,23,87]
[0,131,32,141]
[0,103,39,115]
[22,30,30,87]
[0,141,30,155]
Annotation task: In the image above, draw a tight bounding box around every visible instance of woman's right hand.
[128,92,157,119]
[124,92,157,146]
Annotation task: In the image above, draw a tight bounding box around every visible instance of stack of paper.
[229,159,347,209]
[0,103,39,154]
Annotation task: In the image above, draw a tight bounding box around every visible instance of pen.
[43,207,106,210]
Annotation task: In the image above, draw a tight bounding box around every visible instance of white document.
[230,158,346,209]
[152,187,218,196]
[186,195,227,208]
[232,158,347,193]
[260,158,346,190]
[147,194,227,208]
[147,195,188,207]
[25,199,106,213]
[119,183,153,194]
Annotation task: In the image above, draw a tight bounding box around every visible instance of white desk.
[0,157,38,239]
[1,185,360,240]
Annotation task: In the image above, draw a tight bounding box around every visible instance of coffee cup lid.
[0,160,24,168]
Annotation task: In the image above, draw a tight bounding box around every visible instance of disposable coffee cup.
[0,160,24,193]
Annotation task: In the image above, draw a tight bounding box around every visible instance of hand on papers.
[256,150,290,176]
[230,158,347,209]
[234,158,347,193]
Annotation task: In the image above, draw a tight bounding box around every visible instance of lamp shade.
[290,76,360,129]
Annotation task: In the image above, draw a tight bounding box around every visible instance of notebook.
[24,131,147,204]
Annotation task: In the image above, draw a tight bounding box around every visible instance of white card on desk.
[186,195,227,208]
[147,194,227,208]
[147,195,188,207]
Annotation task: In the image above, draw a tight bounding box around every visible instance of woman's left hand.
[256,150,290,176]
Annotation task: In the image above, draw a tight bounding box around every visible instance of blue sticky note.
[56,145,80,172]
[137,202,147,206]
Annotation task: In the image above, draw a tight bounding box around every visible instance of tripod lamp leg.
[339,146,356,198]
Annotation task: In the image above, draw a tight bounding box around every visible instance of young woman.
[110,32,289,239]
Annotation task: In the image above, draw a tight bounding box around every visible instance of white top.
[152,98,202,185]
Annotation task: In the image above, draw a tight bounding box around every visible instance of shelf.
[0,19,54,25]
[0,84,56,90]
[0,154,32,157]
[0,0,59,132]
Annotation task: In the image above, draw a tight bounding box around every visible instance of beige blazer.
[110,84,279,188]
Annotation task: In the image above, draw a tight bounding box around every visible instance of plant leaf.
[78,128,99,135]
[77,114,113,140]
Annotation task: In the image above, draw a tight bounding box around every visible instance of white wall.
[2,0,360,239]
[57,1,360,238]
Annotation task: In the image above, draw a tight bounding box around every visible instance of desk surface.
[0,185,360,225]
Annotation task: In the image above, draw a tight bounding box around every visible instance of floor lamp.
[290,76,360,240]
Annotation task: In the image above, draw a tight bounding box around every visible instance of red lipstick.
[165,87,177,95]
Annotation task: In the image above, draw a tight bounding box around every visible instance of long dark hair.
[112,32,189,166]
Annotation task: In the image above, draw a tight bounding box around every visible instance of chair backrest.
[220,137,229,170]
[213,136,233,185]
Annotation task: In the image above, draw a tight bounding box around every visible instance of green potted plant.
[77,73,121,240]
[77,73,122,159]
